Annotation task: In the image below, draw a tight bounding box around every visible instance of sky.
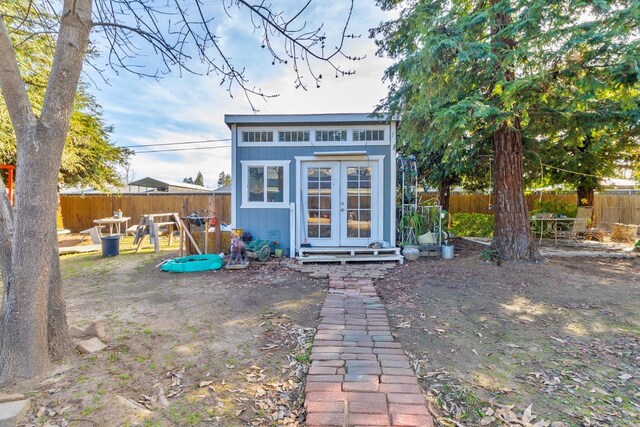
[86,1,396,189]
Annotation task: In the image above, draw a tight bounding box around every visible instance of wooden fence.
[61,191,640,232]
[60,193,231,232]
[420,193,640,225]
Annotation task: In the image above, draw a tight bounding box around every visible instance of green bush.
[531,200,577,218]
[449,213,494,237]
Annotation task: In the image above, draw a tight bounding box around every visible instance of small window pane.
[266,166,284,202]
[243,131,273,142]
[320,225,332,238]
[248,167,264,202]
[278,131,310,142]
[316,130,347,142]
[353,129,384,141]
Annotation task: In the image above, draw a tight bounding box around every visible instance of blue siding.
[234,144,394,252]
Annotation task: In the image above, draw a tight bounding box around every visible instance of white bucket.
[442,245,454,259]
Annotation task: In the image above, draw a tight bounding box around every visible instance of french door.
[302,161,379,247]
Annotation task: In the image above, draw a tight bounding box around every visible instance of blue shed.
[225,113,398,257]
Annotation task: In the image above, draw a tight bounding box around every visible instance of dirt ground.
[3,235,639,426]
[377,239,640,426]
[4,238,325,426]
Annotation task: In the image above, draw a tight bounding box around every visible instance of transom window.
[241,161,289,207]
[279,131,310,142]
[353,129,384,141]
[242,131,273,143]
[316,130,348,142]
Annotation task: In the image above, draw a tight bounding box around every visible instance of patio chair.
[555,216,590,245]
[80,226,103,244]
[556,206,604,244]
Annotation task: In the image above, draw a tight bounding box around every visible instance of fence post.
[214,195,222,253]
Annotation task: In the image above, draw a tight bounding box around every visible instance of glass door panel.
[340,163,377,246]
[345,166,372,239]
[303,163,339,246]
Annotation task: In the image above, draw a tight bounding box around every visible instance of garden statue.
[227,234,248,267]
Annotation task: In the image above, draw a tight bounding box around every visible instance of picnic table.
[93,216,131,235]
[530,215,576,246]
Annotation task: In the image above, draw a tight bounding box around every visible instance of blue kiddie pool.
[161,254,224,273]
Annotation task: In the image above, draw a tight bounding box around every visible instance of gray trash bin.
[101,235,120,257]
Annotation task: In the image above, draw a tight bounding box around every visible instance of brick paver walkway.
[304,275,433,427]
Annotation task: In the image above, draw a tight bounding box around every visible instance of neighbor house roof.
[601,177,639,189]
[212,184,231,194]
[128,177,211,192]
[224,113,397,128]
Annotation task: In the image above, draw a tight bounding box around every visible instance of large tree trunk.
[438,181,451,212]
[491,117,541,261]
[0,0,92,384]
[489,0,541,261]
[577,186,594,207]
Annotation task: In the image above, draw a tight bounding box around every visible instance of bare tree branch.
[0,15,36,143]
[87,0,359,108]
[0,176,13,287]
[39,0,93,139]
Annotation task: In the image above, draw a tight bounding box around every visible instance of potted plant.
[398,209,424,246]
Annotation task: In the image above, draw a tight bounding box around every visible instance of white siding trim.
[231,124,237,227]
[295,155,385,162]
[294,155,387,251]
[240,160,291,209]
[390,122,397,246]
[289,202,296,258]
[237,125,390,147]
[295,157,301,255]
[378,157,385,243]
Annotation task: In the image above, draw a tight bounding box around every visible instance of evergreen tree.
[374,0,639,260]
[194,172,204,187]
[0,1,130,191]
[217,171,232,187]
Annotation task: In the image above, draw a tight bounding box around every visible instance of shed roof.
[224,113,396,128]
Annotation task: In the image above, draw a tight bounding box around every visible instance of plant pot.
[442,245,454,259]
[275,248,283,257]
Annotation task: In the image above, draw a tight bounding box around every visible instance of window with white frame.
[278,131,310,142]
[241,161,289,207]
[315,130,348,142]
[242,131,274,143]
[353,129,385,141]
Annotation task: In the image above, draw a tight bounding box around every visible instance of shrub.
[449,213,494,237]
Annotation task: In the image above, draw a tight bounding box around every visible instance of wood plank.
[59,244,102,255]
[296,254,404,264]
[299,247,401,256]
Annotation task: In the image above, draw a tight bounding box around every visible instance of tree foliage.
[374,0,639,205]
[194,172,204,187]
[373,0,639,258]
[217,171,232,187]
[0,1,130,190]
[0,0,357,384]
